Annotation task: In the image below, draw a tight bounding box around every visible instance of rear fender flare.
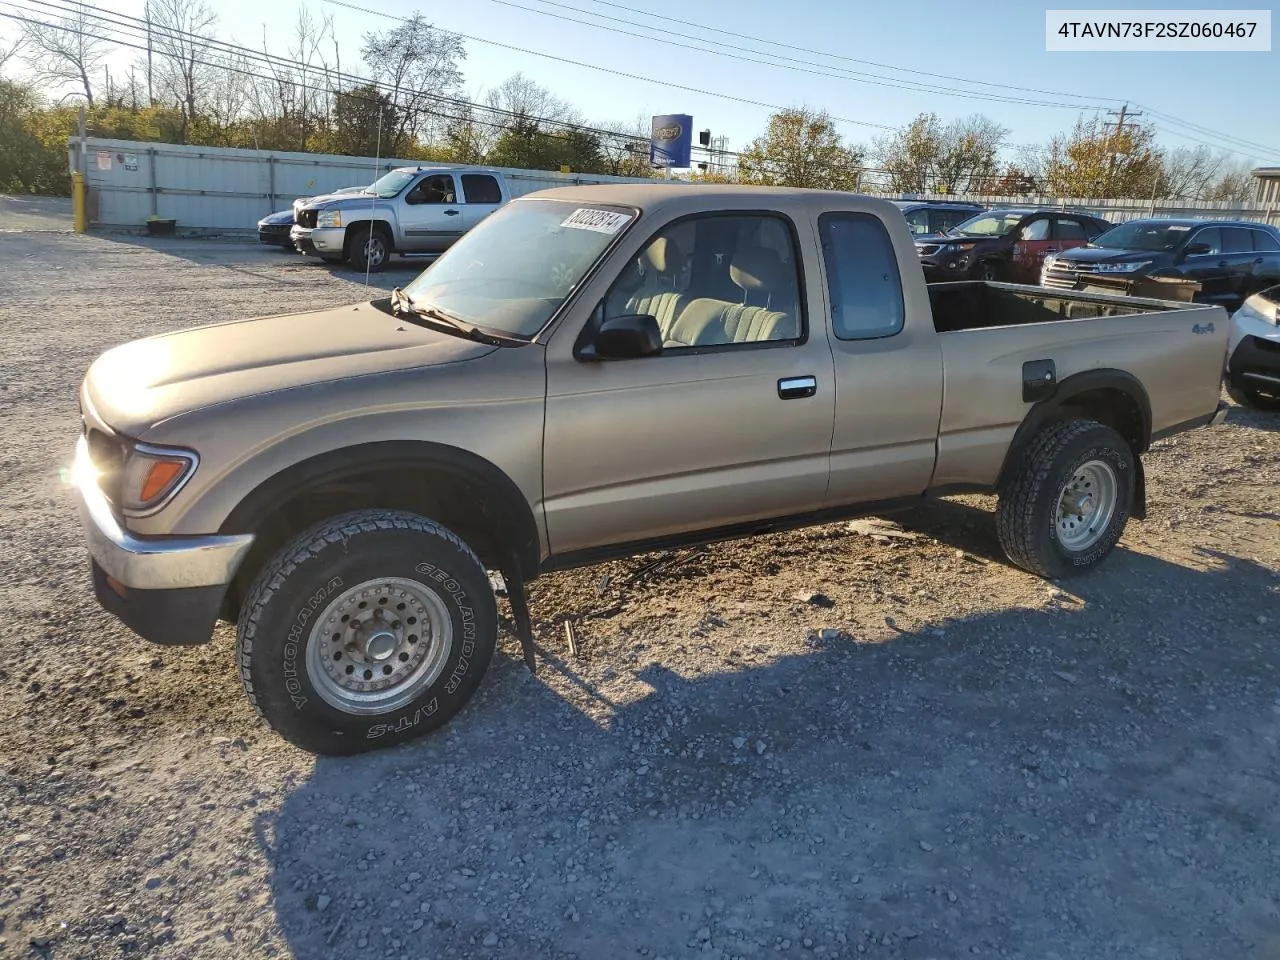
[997,368,1152,506]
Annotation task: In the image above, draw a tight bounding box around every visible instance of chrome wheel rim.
[363,237,385,266]
[1055,459,1118,551]
[305,577,453,715]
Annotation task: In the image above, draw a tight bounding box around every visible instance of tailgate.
[931,295,1229,489]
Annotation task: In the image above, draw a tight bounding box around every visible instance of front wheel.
[996,419,1134,579]
[1226,380,1280,411]
[236,510,498,755]
[971,260,1001,282]
[347,227,391,272]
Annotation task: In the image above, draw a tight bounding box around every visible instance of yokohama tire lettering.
[283,576,344,710]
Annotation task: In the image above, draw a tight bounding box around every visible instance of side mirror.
[1183,242,1212,256]
[578,313,663,361]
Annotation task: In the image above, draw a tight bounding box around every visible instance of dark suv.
[1041,218,1280,312]
[916,208,1112,284]
[889,199,986,238]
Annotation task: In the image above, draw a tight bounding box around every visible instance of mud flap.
[503,554,537,673]
[1131,457,1147,520]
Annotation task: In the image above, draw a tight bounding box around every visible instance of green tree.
[486,117,604,172]
[1043,114,1160,199]
[331,84,401,157]
[736,107,864,190]
[876,112,1008,194]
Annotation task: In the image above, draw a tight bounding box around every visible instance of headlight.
[1236,298,1279,326]
[317,209,342,228]
[119,442,198,514]
[1094,261,1151,274]
[1042,253,1057,268]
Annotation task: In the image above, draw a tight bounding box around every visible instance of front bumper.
[72,435,254,644]
[919,257,972,282]
[1226,309,1280,393]
[290,225,345,257]
[258,224,292,246]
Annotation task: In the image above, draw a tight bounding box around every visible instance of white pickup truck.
[291,166,508,271]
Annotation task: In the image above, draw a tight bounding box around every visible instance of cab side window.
[818,212,905,341]
[1188,228,1222,255]
[602,214,804,349]
[1018,218,1050,241]
[405,174,456,205]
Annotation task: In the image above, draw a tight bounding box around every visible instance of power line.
[564,0,1278,161]
[570,0,1112,103]
[482,0,1116,111]
[322,0,896,133]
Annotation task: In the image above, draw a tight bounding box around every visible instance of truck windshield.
[402,199,636,338]
[1089,221,1193,251]
[368,170,417,198]
[947,212,1026,237]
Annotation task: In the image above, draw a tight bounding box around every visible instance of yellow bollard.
[72,170,86,233]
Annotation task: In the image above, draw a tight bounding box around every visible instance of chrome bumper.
[72,435,254,590]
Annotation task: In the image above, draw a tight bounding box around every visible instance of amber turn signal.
[139,459,188,503]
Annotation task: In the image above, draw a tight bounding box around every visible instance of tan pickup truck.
[71,184,1230,754]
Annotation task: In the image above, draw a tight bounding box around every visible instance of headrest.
[640,237,680,275]
[730,247,785,293]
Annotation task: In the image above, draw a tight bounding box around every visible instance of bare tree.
[148,0,218,142]
[1156,145,1230,200]
[595,114,654,177]
[19,1,107,104]
[360,14,465,153]
[0,32,25,74]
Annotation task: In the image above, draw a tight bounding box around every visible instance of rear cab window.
[461,174,502,204]
[818,212,905,341]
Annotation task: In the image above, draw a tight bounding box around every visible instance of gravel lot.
[1,224,1279,960]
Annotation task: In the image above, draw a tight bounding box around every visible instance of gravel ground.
[1,229,1279,960]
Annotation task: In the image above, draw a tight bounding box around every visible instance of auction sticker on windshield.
[560,208,633,234]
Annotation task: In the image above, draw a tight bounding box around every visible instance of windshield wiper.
[390,288,527,347]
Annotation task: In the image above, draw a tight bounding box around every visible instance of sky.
[3,0,1278,168]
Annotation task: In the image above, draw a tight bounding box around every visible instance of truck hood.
[301,193,381,211]
[1054,246,1173,265]
[83,300,496,437]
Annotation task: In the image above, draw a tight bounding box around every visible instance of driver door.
[542,211,836,555]
[1009,215,1053,283]
[399,173,464,253]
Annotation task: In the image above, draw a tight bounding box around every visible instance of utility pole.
[145,0,153,107]
[1101,103,1142,198]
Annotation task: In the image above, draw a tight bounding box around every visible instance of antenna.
[364,104,384,289]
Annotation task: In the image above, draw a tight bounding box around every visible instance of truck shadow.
[257,543,1280,959]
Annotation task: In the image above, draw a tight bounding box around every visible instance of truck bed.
[928,280,1191,334]
[924,280,1229,491]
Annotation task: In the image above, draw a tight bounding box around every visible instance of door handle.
[1255,257,1265,264]
[444,209,461,216]
[1217,260,1228,267]
[778,376,817,399]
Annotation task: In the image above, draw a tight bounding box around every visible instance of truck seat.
[607,237,686,336]
[664,247,799,346]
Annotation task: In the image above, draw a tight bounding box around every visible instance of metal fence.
[68,137,1280,232]
[67,137,667,233]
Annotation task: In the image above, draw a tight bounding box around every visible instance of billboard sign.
[649,114,693,169]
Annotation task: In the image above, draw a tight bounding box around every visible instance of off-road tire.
[347,225,392,273]
[996,419,1134,579]
[1225,381,1280,411]
[971,260,1002,282]
[236,509,497,755]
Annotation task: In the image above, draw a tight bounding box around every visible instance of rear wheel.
[236,509,497,755]
[996,419,1134,579]
[1226,381,1280,411]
